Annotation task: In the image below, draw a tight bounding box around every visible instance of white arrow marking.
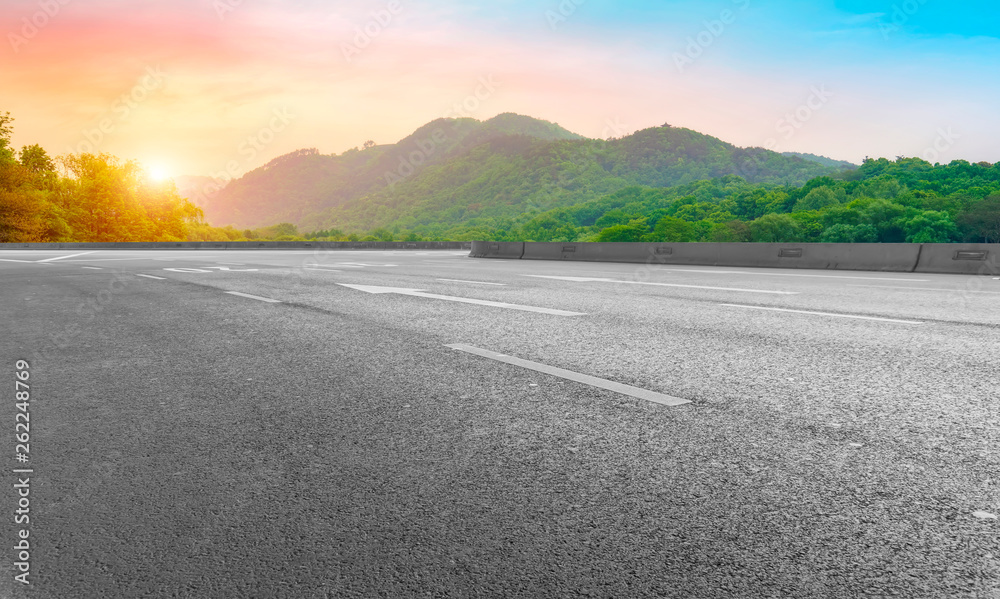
[525,275,798,295]
[339,284,585,316]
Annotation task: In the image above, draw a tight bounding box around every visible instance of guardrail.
[0,241,472,250]
[471,241,1000,276]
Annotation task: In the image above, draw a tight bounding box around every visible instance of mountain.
[782,151,857,170]
[198,113,848,232]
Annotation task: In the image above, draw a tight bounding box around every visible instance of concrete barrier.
[474,241,1000,274]
[469,241,524,259]
[519,242,922,271]
[914,243,999,275]
[710,243,922,271]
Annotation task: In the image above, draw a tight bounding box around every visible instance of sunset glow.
[3,0,999,178]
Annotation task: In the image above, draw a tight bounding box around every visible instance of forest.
[2,110,998,244]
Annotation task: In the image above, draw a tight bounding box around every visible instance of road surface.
[1,248,997,598]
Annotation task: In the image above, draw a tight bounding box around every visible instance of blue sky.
[4,0,998,177]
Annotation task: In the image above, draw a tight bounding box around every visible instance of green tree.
[793,186,839,212]
[748,213,802,242]
[957,194,1000,242]
[650,216,696,242]
[596,218,648,242]
[903,210,958,243]
[820,223,878,243]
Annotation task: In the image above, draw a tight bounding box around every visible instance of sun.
[146,162,171,183]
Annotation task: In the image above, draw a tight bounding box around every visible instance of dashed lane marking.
[446,344,690,407]
[719,304,924,324]
[225,291,282,303]
[654,268,928,282]
[82,267,103,270]
[436,279,507,286]
[36,251,97,262]
[526,275,798,295]
[136,274,166,280]
[847,284,1000,295]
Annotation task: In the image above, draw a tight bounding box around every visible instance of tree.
[903,210,958,243]
[596,218,648,242]
[363,140,376,150]
[957,194,1000,242]
[19,144,55,175]
[650,216,696,242]
[0,111,15,165]
[793,186,839,212]
[820,223,878,243]
[748,213,802,242]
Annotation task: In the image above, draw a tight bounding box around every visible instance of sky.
[2,0,999,180]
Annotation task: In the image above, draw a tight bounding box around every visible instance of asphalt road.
[1,248,997,598]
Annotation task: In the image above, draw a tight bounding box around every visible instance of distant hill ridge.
[197,113,850,231]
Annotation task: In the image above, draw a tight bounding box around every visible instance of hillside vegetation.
[2,109,998,245]
[204,114,839,232]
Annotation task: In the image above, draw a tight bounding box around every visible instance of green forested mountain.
[4,107,997,246]
[467,158,1000,245]
[782,152,857,170]
[203,114,840,231]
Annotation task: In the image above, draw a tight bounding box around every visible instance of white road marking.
[136,274,166,280]
[335,262,398,267]
[719,304,924,324]
[339,284,585,316]
[162,266,258,273]
[436,278,507,286]
[654,268,928,282]
[304,267,342,272]
[526,275,797,295]
[225,291,281,303]
[446,344,690,407]
[82,266,103,270]
[59,258,162,262]
[848,284,1000,295]
[0,259,34,263]
[36,251,97,262]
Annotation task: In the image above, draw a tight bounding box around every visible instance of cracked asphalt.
[0,248,997,598]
